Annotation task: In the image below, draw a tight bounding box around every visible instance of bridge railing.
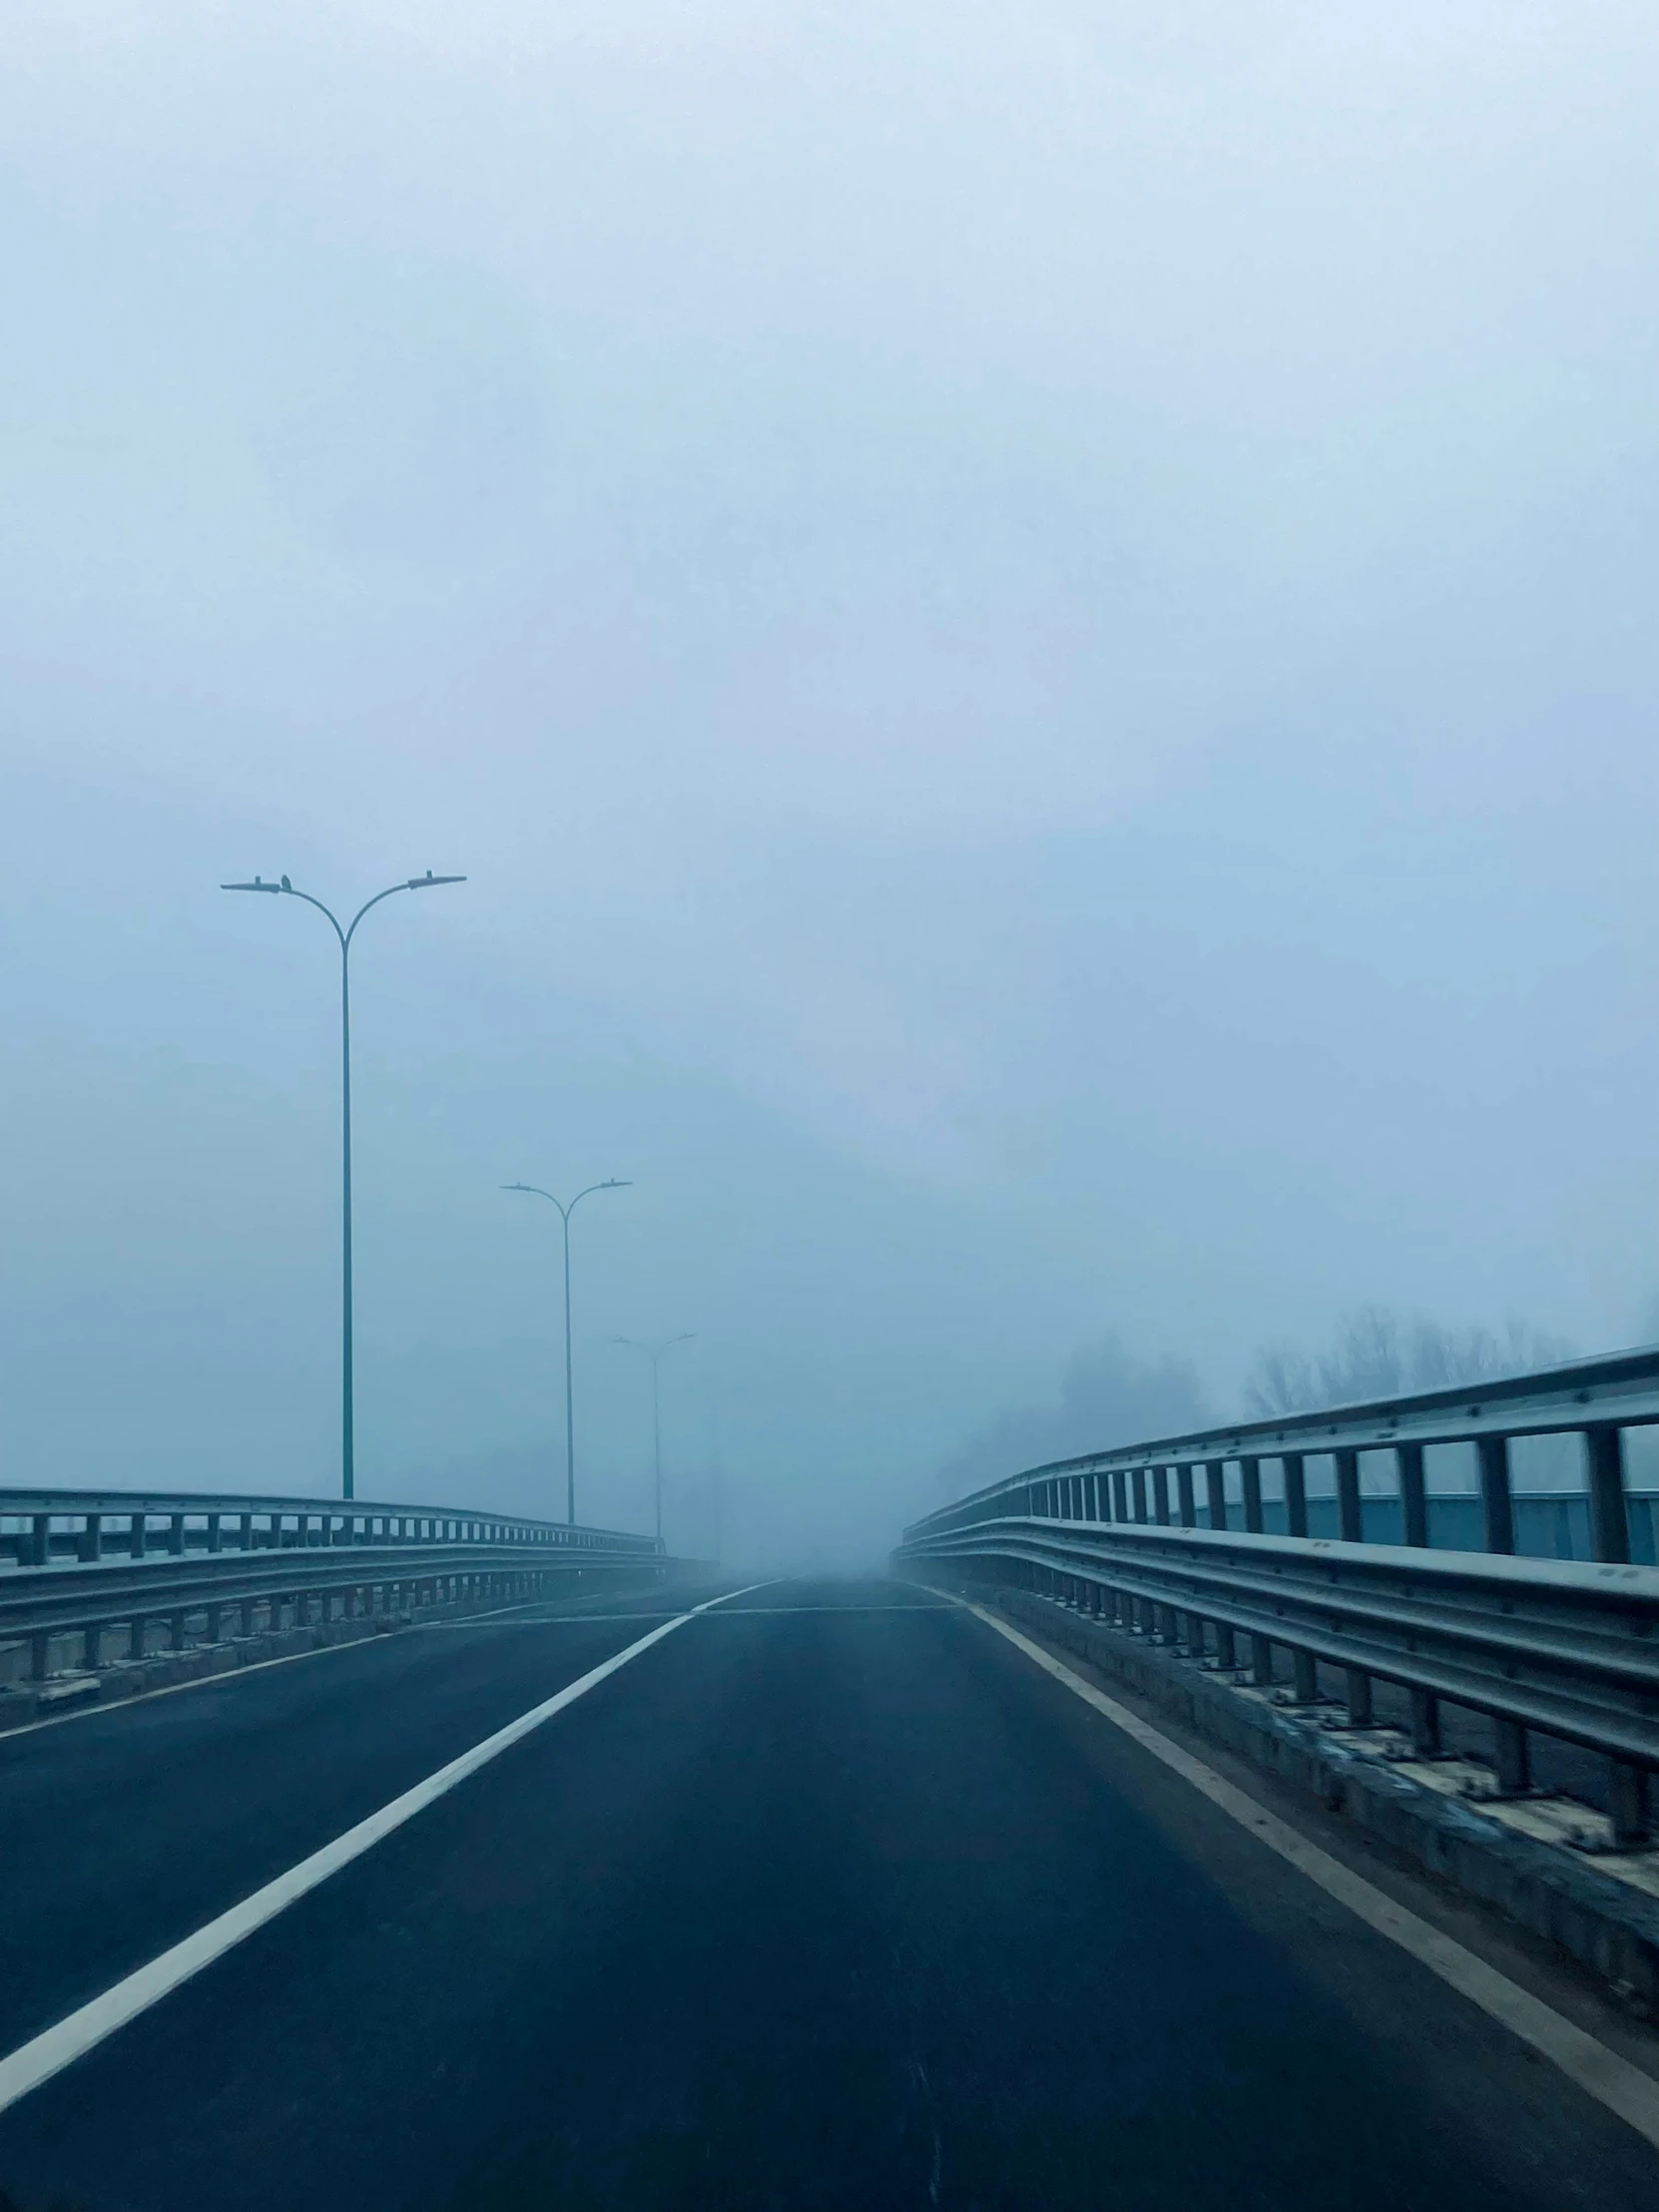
[0,1486,669,1704]
[895,1343,1659,1846]
[0,1488,658,1569]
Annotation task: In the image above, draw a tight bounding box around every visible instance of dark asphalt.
[1,1576,1656,2210]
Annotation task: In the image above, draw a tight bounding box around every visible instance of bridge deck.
[0,1578,1655,2209]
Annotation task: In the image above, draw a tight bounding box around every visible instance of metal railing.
[895,1343,1659,1846]
[0,1486,669,1699]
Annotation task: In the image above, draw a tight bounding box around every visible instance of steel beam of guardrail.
[0,1486,673,1699]
[0,1486,658,1570]
[896,1342,1659,1848]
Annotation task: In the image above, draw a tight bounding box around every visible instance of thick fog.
[3,4,1658,1568]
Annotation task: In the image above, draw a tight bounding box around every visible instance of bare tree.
[938,1335,1210,1495]
[1246,1306,1572,1417]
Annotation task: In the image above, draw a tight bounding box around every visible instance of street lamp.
[612,1334,695,1545]
[502,1181,631,1524]
[221,869,465,1499]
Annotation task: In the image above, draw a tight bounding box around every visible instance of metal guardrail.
[896,1343,1659,1847]
[0,1487,658,1569]
[0,1486,668,1696]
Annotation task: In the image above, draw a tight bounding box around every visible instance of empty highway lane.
[0,1578,1656,2210]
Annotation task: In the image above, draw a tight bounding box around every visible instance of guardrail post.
[1409,1687,1440,1756]
[1585,1426,1631,1565]
[207,1514,223,1554]
[1176,1465,1196,1527]
[1493,1719,1530,1795]
[1131,1468,1148,1523]
[1344,1669,1372,1726]
[1283,1455,1308,1538]
[168,1609,188,1653]
[1111,1469,1128,1522]
[130,1513,147,1559]
[1335,1449,1362,1543]
[31,1513,50,1567]
[83,1623,102,1671]
[1610,1764,1650,1850]
[1397,1443,1428,1546]
[29,1630,51,1682]
[1250,1633,1273,1686]
[1241,1457,1263,1533]
[129,1615,147,1662]
[1205,1460,1227,1533]
[79,1513,103,1563]
[1151,1466,1171,1524]
[1291,1647,1318,1703]
[1477,1434,1515,1554]
[169,1514,186,1557]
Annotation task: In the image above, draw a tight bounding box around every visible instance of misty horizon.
[5,4,1659,1570]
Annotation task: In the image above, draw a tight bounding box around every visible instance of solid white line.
[961,1597,1659,2153]
[0,1580,772,2117]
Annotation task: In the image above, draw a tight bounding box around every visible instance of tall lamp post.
[613,1333,695,1544]
[221,869,465,1500]
[503,1181,631,1524]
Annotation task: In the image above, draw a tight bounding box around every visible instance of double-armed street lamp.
[221,869,466,1499]
[612,1333,695,1545]
[502,1181,631,1524]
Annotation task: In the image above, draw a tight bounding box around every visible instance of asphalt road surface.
[0,1576,1656,2211]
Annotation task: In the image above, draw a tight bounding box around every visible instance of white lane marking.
[960,1598,1659,2153]
[421,1601,952,1626]
[0,1588,706,1743]
[0,1580,774,2117]
[419,1612,684,1630]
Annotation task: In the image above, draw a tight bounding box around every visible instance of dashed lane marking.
[0,1582,779,2117]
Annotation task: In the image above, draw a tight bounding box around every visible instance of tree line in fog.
[937,1306,1575,1497]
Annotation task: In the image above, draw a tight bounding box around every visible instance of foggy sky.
[4,3,1659,1567]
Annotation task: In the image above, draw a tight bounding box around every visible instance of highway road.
[0,1576,1657,2209]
